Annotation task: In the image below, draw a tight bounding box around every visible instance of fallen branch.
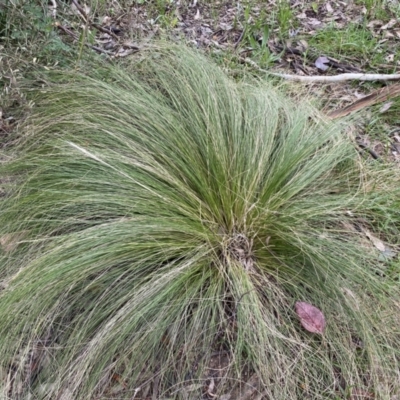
[328,83,400,119]
[243,58,400,82]
[269,72,400,82]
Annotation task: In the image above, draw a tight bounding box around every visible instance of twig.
[55,23,78,39]
[356,142,380,160]
[234,29,245,49]
[55,23,114,56]
[71,0,120,40]
[92,24,121,40]
[71,0,88,21]
[49,0,57,18]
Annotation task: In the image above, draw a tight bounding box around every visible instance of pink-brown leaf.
[295,301,326,334]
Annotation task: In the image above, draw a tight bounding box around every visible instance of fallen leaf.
[315,56,330,71]
[385,53,395,62]
[308,18,322,27]
[367,20,383,28]
[379,101,393,113]
[364,230,385,252]
[378,247,397,261]
[381,19,397,30]
[220,22,233,31]
[298,39,308,49]
[207,378,216,397]
[354,91,368,99]
[384,31,395,39]
[194,9,200,20]
[295,301,326,334]
[325,2,333,13]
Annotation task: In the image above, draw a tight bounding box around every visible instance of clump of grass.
[0,44,399,399]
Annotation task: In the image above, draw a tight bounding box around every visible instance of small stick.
[234,29,245,49]
[49,0,57,18]
[356,142,380,160]
[71,0,88,21]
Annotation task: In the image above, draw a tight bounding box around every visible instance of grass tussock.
[0,44,399,399]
